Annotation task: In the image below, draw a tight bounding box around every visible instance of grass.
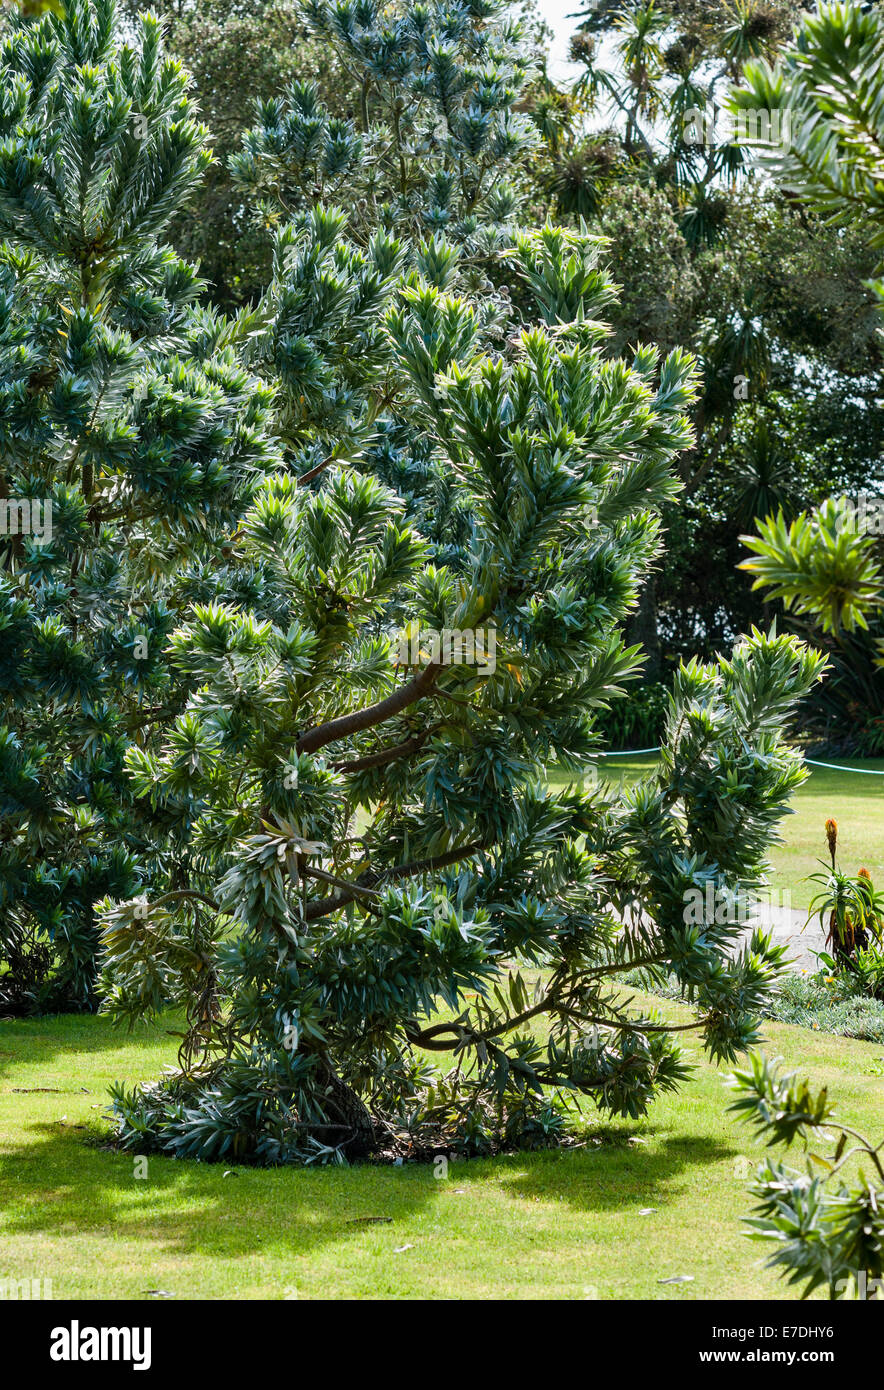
[1,1001,881,1300]
[566,754,884,913]
[2,757,880,1300]
[760,758,884,910]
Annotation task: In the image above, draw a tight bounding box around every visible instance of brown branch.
[296,455,335,487]
[405,1027,465,1052]
[124,704,182,731]
[301,864,381,907]
[407,1000,703,1057]
[304,890,353,921]
[586,955,667,979]
[152,890,220,912]
[405,956,685,1053]
[331,729,435,774]
[565,1009,704,1035]
[295,662,441,755]
[382,839,485,883]
[303,838,486,921]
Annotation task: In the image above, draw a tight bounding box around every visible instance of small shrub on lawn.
[764,973,884,1044]
[627,966,884,1044]
[593,680,669,750]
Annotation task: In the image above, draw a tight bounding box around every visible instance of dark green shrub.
[594,680,668,750]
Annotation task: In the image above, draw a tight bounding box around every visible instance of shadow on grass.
[0,1011,184,1084]
[1,1011,738,1270]
[0,1120,736,1263]
[1,1125,440,1261]
[455,1132,738,1213]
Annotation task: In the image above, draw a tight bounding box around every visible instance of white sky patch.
[534,0,585,82]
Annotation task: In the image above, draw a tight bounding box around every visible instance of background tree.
[0,0,278,1010]
[101,0,551,310]
[229,0,540,287]
[117,0,346,309]
[226,0,551,571]
[735,0,884,747]
[741,500,884,745]
[731,0,884,305]
[531,0,884,680]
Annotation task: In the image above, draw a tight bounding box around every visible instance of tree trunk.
[314,1058,377,1158]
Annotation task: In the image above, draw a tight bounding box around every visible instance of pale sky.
[535,0,585,82]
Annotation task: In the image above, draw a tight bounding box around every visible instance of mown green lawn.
[2,758,881,1300]
[581,754,884,912]
[760,758,884,910]
[1,1001,881,1300]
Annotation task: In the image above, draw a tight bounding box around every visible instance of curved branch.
[331,729,434,773]
[152,889,220,912]
[303,838,486,920]
[296,662,441,755]
[302,864,381,909]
